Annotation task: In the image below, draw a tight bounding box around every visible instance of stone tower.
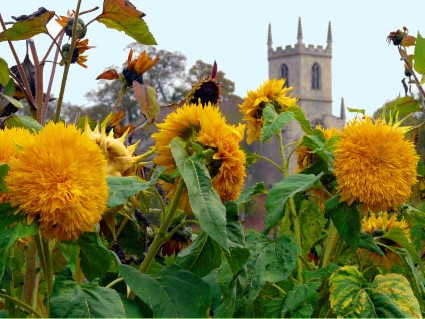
[246,18,345,186]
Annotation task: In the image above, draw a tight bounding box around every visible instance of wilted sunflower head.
[0,127,34,203]
[85,115,142,177]
[186,76,222,107]
[360,212,411,269]
[334,116,419,213]
[123,49,159,87]
[239,78,298,144]
[152,102,246,212]
[60,38,94,68]
[5,122,108,241]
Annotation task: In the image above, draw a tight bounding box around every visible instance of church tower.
[246,18,345,186]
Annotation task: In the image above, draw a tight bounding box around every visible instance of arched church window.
[281,64,289,86]
[312,63,321,90]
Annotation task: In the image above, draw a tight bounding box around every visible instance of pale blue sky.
[1,0,424,120]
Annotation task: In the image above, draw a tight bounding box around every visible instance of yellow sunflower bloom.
[0,127,34,203]
[152,102,246,211]
[360,212,411,269]
[334,117,419,213]
[5,122,108,241]
[85,116,142,177]
[239,78,298,144]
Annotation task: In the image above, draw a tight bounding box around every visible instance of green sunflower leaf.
[236,182,267,206]
[245,231,299,301]
[0,58,9,87]
[287,105,313,134]
[50,267,126,318]
[414,32,425,74]
[358,232,384,256]
[263,173,323,235]
[0,8,55,42]
[260,103,294,143]
[4,114,42,132]
[119,264,211,318]
[329,266,421,318]
[106,176,151,207]
[325,195,361,251]
[96,0,157,45]
[77,232,111,280]
[171,137,229,252]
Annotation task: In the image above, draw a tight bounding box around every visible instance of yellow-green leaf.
[329,266,421,318]
[133,82,160,121]
[414,32,425,75]
[96,0,157,45]
[0,58,9,87]
[0,8,54,41]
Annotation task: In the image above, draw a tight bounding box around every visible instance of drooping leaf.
[287,105,313,134]
[171,138,229,252]
[78,232,111,280]
[414,32,425,74]
[175,232,222,277]
[0,58,9,87]
[0,94,22,109]
[282,282,321,318]
[96,0,157,45]
[0,8,54,41]
[325,195,361,251]
[107,176,151,207]
[329,265,421,318]
[246,231,299,301]
[133,82,160,121]
[358,232,385,256]
[4,114,42,132]
[299,200,327,255]
[50,267,126,318]
[260,103,294,143]
[236,182,267,206]
[264,173,323,235]
[119,264,211,318]
[347,107,365,114]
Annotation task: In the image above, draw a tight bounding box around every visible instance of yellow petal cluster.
[152,102,246,211]
[0,127,34,203]
[239,78,298,144]
[85,118,142,177]
[361,212,410,269]
[334,117,419,213]
[5,122,108,241]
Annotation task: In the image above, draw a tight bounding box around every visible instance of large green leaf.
[119,264,211,318]
[358,232,385,256]
[325,195,361,251]
[0,58,9,87]
[107,176,151,207]
[414,32,425,74]
[329,266,421,318]
[282,282,321,318]
[246,231,299,301]
[0,8,54,41]
[299,200,327,255]
[96,0,157,45]
[77,232,111,280]
[50,267,126,318]
[175,232,222,277]
[264,173,323,235]
[171,138,229,252]
[260,103,294,143]
[287,105,313,134]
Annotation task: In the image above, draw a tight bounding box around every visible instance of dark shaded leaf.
[358,232,384,256]
[78,232,111,280]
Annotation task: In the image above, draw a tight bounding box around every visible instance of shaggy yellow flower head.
[334,117,419,213]
[85,116,142,177]
[152,102,246,211]
[361,212,410,269]
[239,78,298,144]
[5,122,108,241]
[0,127,34,203]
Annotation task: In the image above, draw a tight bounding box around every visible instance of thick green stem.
[256,154,284,173]
[54,0,83,122]
[322,221,339,268]
[139,178,185,274]
[21,236,39,307]
[276,131,288,176]
[0,293,44,318]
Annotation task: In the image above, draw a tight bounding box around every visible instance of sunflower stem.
[113,86,127,109]
[0,293,44,318]
[138,177,185,274]
[276,131,288,176]
[256,154,284,173]
[21,236,39,308]
[41,239,53,309]
[322,221,339,268]
[54,0,83,122]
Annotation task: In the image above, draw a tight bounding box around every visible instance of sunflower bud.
[65,18,87,39]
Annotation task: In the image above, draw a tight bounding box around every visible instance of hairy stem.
[0,293,44,318]
[322,221,339,268]
[21,236,39,308]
